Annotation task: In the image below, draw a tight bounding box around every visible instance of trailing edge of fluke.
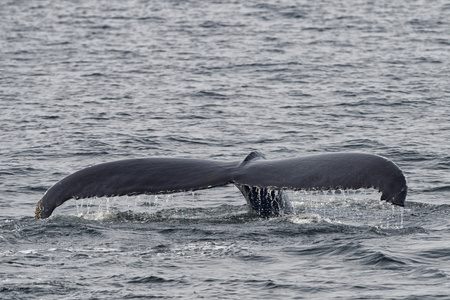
[35,152,407,219]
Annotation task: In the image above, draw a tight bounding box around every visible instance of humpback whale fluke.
[35,152,407,219]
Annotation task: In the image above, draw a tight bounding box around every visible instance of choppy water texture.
[1,0,450,299]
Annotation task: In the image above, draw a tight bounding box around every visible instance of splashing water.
[289,189,405,228]
[59,188,405,228]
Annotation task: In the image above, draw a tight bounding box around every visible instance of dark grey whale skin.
[35,152,407,219]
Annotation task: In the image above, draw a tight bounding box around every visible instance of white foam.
[289,213,322,224]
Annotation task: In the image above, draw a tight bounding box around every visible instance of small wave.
[415,267,448,279]
[370,225,428,236]
[195,90,228,99]
[127,275,177,284]
[422,185,450,192]
[354,251,408,268]
[81,72,104,77]
[417,247,450,261]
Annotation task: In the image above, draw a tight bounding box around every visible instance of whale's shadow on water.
[35,152,408,221]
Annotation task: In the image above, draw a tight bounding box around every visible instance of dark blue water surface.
[1,0,450,299]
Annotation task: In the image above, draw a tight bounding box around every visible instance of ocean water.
[1,0,450,299]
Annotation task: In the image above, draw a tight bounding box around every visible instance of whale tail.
[35,152,407,219]
[235,151,293,217]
